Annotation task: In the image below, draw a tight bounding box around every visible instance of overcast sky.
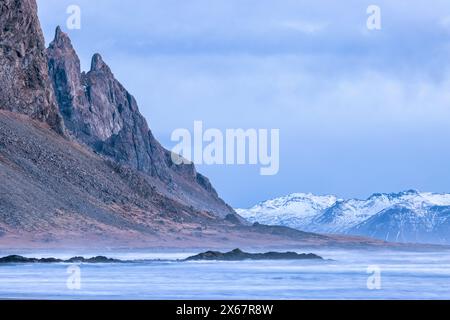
[37,0,450,207]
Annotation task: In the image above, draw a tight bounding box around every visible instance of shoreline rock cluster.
[0,249,323,264]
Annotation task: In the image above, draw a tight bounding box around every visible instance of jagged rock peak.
[51,26,72,47]
[47,22,237,219]
[48,26,79,65]
[47,24,85,125]
[90,53,111,73]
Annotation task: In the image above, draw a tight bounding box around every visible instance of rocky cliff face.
[47,27,235,218]
[0,0,235,226]
[0,0,63,133]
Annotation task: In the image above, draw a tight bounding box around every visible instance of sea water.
[0,249,449,299]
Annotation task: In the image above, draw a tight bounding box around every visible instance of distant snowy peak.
[236,190,450,244]
[236,193,338,228]
[245,193,338,214]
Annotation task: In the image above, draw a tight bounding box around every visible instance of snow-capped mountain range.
[236,190,450,245]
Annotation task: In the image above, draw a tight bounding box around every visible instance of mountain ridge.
[237,190,450,244]
[46,26,236,219]
[0,0,246,247]
[1,0,439,249]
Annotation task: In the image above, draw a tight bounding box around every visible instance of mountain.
[0,0,388,249]
[236,193,338,230]
[0,0,433,249]
[0,0,243,247]
[46,26,234,219]
[0,0,64,133]
[237,190,450,244]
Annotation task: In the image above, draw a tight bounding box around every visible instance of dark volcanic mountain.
[0,0,239,247]
[0,0,64,133]
[46,26,235,220]
[0,0,402,249]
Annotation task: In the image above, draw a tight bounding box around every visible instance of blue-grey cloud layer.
[38,0,450,207]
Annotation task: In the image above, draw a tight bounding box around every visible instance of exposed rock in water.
[185,249,323,261]
[0,0,64,133]
[67,256,121,263]
[0,255,122,264]
[47,26,237,219]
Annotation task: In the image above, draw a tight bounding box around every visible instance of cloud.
[36,0,450,206]
[278,20,328,34]
[439,16,450,31]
